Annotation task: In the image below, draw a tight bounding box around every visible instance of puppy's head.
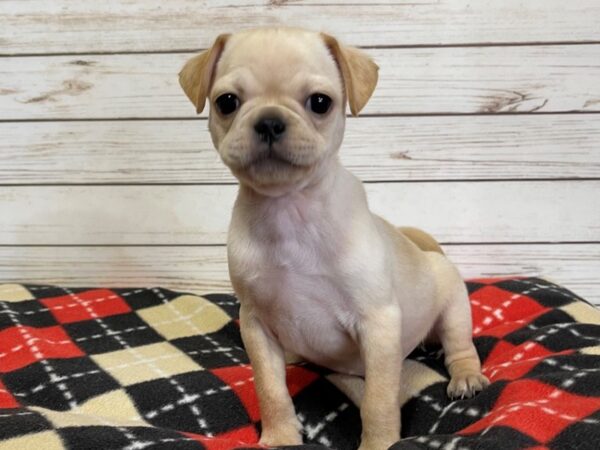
[179,28,378,196]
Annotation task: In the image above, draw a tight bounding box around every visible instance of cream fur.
[179,27,489,450]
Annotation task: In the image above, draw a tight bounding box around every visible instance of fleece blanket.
[0,278,599,450]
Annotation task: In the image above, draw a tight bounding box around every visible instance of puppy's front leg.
[359,306,402,450]
[239,304,302,446]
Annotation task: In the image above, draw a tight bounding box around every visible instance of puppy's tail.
[399,226,445,255]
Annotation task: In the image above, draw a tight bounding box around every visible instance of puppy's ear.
[321,33,379,116]
[179,34,230,114]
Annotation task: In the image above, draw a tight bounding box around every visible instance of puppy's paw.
[259,421,303,447]
[446,372,490,400]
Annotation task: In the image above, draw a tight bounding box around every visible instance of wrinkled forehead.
[213,29,342,95]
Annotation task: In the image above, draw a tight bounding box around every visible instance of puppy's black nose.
[254,117,286,143]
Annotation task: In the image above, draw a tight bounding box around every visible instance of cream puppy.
[179,28,489,450]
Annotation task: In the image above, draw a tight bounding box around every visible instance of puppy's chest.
[240,199,342,296]
[254,245,359,367]
[235,211,360,366]
[248,225,347,314]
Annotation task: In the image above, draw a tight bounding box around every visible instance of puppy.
[179,27,489,450]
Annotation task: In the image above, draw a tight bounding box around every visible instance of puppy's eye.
[215,93,240,115]
[307,93,332,115]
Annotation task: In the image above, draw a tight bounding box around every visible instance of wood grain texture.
[1,182,598,245]
[0,244,597,304]
[0,245,232,294]
[1,0,599,54]
[2,45,600,119]
[2,115,599,184]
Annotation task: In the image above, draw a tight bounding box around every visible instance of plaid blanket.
[1,278,599,450]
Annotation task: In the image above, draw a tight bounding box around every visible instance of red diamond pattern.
[482,340,573,382]
[471,285,550,336]
[459,379,600,443]
[41,289,131,324]
[0,325,84,372]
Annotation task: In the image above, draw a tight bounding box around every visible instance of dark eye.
[307,93,332,115]
[215,93,239,115]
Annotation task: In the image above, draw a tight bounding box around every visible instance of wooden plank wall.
[0,1,599,302]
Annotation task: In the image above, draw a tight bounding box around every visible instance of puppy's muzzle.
[254,116,286,145]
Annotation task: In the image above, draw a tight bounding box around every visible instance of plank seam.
[1,40,600,58]
[2,111,600,124]
[1,178,598,187]
[0,242,597,248]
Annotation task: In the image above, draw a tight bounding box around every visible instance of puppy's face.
[179,28,378,196]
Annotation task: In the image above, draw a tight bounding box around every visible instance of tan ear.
[179,34,230,114]
[321,33,379,116]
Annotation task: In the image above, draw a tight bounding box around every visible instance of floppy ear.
[321,33,379,116]
[179,34,230,114]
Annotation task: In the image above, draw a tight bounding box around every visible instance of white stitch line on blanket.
[472,276,586,336]
[73,300,216,342]
[519,277,589,333]
[64,287,213,436]
[0,338,72,360]
[544,357,600,389]
[74,325,148,343]
[557,323,600,343]
[151,288,242,366]
[472,286,540,335]
[414,435,469,450]
[0,411,36,418]
[0,301,79,409]
[126,286,245,432]
[516,278,584,303]
[480,383,600,437]
[475,281,599,378]
[533,323,600,345]
[71,308,246,346]
[441,436,461,450]
[484,340,553,379]
[428,399,457,435]
[484,353,547,379]
[121,436,196,450]
[144,374,255,420]
[302,402,349,440]
[10,347,246,398]
[59,288,148,444]
[0,289,146,317]
[428,395,486,435]
[209,300,238,307]
[419,394,444,414]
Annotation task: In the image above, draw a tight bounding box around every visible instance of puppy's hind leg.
[399,226,445,255]
[433,261,489,399]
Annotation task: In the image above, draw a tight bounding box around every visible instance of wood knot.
[390,151,412,160]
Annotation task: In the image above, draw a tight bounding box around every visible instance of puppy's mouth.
[243,145,312,170]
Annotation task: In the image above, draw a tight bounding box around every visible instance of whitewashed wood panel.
[2,45,600,119]
[1,182,598,245]
[0,244,597,304]
[2,115,599,184]
[1,1,599,54]
[0,246,232,294]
